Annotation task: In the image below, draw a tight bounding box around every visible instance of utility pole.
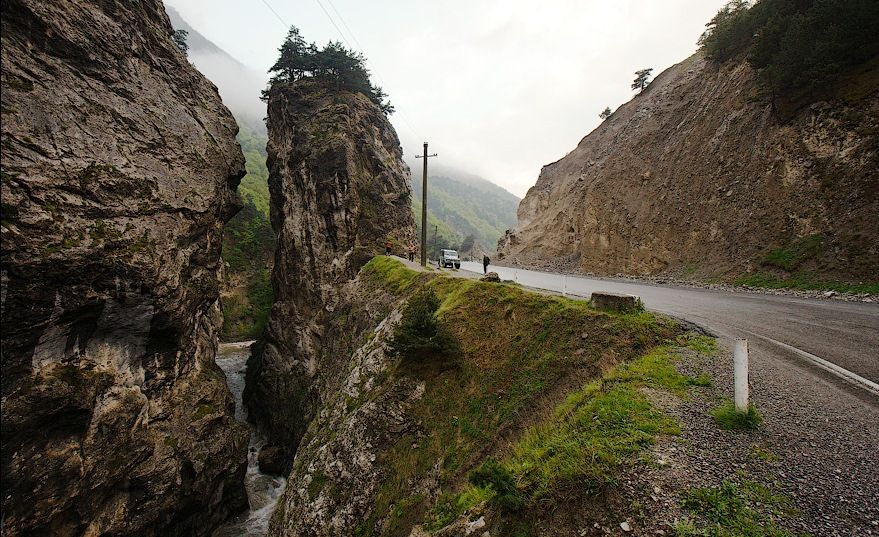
[414,142,437,266]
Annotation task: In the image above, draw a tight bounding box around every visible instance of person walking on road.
[483,254,490,274]
[407,242,416,262]
[385,239,393,256]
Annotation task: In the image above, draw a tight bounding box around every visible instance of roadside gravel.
[642,342,879,536]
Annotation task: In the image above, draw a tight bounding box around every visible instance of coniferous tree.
[599,107,612,120]
[632,69,653,93]
[269,26,308,83]
[264,27,394,114]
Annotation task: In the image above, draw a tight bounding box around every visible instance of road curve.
[461,262,879,391]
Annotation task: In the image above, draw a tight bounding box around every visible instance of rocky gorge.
[1,1,248,535]
[244,78,416,472]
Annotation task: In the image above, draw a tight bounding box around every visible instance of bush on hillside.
[389,288,459,362]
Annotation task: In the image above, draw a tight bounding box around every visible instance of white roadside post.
[734,338,750,412]
[563,275,568,297]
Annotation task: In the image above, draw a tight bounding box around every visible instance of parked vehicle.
[438,249,460,269]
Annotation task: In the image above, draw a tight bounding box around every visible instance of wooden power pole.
[415,142,437,266]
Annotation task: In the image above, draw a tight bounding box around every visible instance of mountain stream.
[213,342,286,537]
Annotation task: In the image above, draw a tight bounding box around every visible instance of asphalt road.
[459,261,879,393]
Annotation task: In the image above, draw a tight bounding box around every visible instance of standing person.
[482,254,490,274]
[385,239,393,256]
[408,242,416,262]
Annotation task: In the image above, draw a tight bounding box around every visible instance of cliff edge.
[244,80,415,466]
[1,1,248,535]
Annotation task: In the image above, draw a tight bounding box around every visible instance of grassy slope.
[351,258,699,535]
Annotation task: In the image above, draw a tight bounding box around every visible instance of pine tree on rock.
[264,26,394,115]
[632,68,653,93]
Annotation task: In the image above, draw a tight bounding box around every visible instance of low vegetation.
[353,258,724,535]
[734,273,879,295]
[711,401,763,431]
[761,235,825,272]
[676,477,799,536]
[389,288,459,363]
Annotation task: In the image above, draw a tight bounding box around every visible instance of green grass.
[735,273,879,295]
[361,255,423,292]
[749,444,777,463]
[423,341,714,531]
[761,235,825,272]
[675,478,800,537]
[347,258,683,535]
[711,401,763,431]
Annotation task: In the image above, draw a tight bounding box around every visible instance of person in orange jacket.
[385,239,393,256]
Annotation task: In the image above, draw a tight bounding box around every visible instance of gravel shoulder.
[634,341,879,536]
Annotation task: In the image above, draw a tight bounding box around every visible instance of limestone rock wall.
[0,1,248,535]
[244,80,415,467]
[499,54,879,281]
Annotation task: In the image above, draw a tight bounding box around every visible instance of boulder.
[481,272,501,282]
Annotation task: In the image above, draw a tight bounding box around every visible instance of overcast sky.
[167,0,728,197]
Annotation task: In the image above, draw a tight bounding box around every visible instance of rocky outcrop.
[499,53,879,282]
[1,1,248,535]
[244,80,415,469]
[266,285,421,536]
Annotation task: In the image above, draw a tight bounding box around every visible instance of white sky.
[166,0,727,197]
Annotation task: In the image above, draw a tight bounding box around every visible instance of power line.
[313,0,354,50]
[259,0,288,27]
[325,0,365,51]
[318,0,422,143]
[258,0,423,145]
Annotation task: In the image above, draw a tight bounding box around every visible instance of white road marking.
[739,328,879,396]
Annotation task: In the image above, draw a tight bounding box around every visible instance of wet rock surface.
[257,445,287,476]
[0,1,248,535]
[244,79,415,463]
[498,54,879,284]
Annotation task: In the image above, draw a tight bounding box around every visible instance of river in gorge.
[213,342,286,537]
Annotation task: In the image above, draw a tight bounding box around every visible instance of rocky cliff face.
[499,54,879,282]
[244,81,415,467]
[1,1,248,535]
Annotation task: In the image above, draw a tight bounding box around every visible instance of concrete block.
[591,292,641,312]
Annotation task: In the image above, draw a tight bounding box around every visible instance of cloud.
[166,0,729,196]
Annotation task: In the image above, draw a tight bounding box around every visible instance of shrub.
[468,458,524,512]
[389,288,458,361]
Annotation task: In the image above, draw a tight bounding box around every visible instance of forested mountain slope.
[411,168,519,258]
